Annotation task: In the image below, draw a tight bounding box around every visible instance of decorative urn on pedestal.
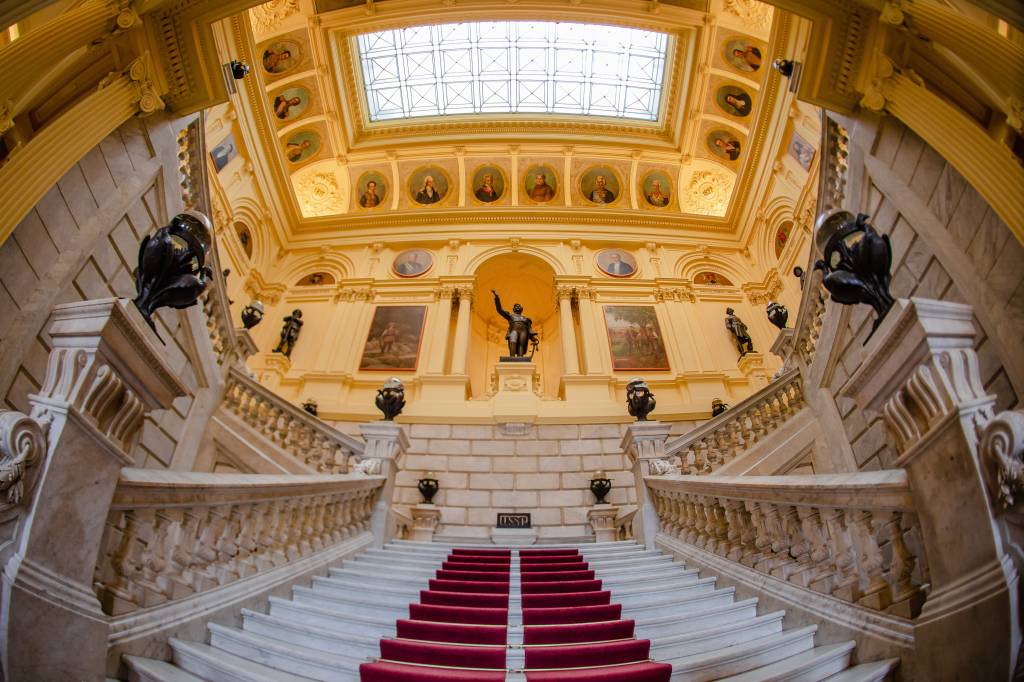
[711,398,729,417]
[590,470,612,504]
[241,300,264,329]
[626,378,656,421]
[301,398,318,416]
[375,377,406,420]
[766,302,789,329]
[417,472,439,504]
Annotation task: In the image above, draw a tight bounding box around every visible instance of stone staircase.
[123,540,898,681]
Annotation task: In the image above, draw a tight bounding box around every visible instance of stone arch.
[755,196,795,267]
[675,252,750,285]
[277,252,354,285]
[464,244,566,277]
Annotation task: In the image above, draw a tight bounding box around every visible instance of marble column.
[449,288,473,375]
[426,286,455,374]
[556,286,580,375]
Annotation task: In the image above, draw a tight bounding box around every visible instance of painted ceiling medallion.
[679,169,734,217]
[723,0,774,33]
[296,172,344,217]
[249,0,300,35]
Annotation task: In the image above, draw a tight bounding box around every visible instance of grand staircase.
[124,541,898,681]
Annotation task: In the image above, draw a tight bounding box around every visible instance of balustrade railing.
[222,366,364,472]
[793,277,828,368]
[93,468,385,616]
[646,471,927,617]
[665,369,806,473]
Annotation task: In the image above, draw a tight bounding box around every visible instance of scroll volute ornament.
[132,211,213,335]
[980,410,1024,511]
[0,410,47,506]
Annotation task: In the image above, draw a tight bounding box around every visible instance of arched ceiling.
[215,0,809,246]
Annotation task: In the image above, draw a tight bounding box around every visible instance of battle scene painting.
[603,306,670,371]
[359,306,427,371]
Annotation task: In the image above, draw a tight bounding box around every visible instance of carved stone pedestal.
[492,361,540,422]
[1,299,187,682]
[842,298,1019,682]
[588,505,621,543]
[736,352,769,387]
[410,503,442,542]
[258,352,291,391]
[621,421,672,550]
[359,421,409,548]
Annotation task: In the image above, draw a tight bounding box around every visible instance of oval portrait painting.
[262,41,301,75]
[715,85,753,117]
[271,86,311,122]
[723,38,763,73]
[596,248,637,278]
[408,166,450,206]
[392,248,433,278]
[580,166,621,206]
[523,164,558,203]
[356,170,388,209]
[640,170,673,208]
[707,129,742,162]
[471,165,505,204]
[284,130,321,164]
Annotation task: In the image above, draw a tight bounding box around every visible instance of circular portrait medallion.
[271,86,311,122]
[723,37,763,73]
[471,165,505,204]
[715,84,753,117]
[355,170,388,209]
[262,40,301,75]
[407,166,451,206]
[580,166,622,206]
[707,129,743,162]
[595,248,638,278]
[522,164,558,203]
[640,170,673,208]
[284,130,321,164]
[392,249,434,278]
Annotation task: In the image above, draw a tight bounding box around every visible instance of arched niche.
[693,271,734,286]
[295,271,335,286]
[234,221,254,259]
[467,252,563,399]
[774,220,794,259]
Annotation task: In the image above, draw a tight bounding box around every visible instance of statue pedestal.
[492,361,540,422]
[410,504,442,542]
[258,353,291,391]
[736,352,768,387]
[588,505,621,543]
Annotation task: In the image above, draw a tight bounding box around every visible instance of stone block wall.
[0,114,208,469]
[823,115,1022,471]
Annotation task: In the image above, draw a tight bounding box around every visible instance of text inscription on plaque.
[496,513,531,528]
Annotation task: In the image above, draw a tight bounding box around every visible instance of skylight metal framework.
[356,21,669,122]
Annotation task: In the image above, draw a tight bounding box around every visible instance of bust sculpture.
[492,289,538,360]
[725,307,754,356]
[273,309,303,357]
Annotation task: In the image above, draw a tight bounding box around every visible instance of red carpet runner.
[360,547,671,681]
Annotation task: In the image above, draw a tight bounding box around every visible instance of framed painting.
[271,85,311,122]
[407,165,451,206]
[788,132,815,171]
[392,248,433,278]
[639,170,673,208]
[284,130,321,164]
[210,134,238,172]
[522,163,558,203]
[355,170,388,209]
[579,165,622,206]
[470,164,505,204]
[595,248,637,278]
[603,306,670,371]
[359,305,428,371]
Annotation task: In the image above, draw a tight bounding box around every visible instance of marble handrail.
[665,369,806,473]
[223,365,364,471]
[93,469,385,616]
[646,471,927,617]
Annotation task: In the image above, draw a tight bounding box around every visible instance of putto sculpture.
[813,210,895,335]
[725,307,754,356]
[766,302,789,329]
[241,300,264,329]
[132,210,213,335]
[375,377,406,421]
[273,309,303,357]
[626,377,656,421]
[492,289,538,360]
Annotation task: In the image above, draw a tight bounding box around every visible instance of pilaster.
[620,421,672,550]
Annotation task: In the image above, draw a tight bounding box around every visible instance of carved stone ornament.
[980,410,1024,511]
[723,0,773,31]
[375,377,406,421]
[354,458,382,475]
[249,0,300,34]
[626,378,657,421]
[679,168,733,217]
[647,458,680,476]
[295,172,344,218]
[0,410,47,507]
[132,211,213,336]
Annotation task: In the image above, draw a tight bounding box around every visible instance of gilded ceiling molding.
[295,171,346,217]
[249,0,301,34]
[723,0,774,33]
[678,168,735,217]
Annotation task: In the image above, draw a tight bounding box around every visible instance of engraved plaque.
[496,513,531,529]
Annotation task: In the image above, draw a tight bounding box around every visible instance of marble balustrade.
[93,468,385,616]
[664,370,807,473]
[646,471,927,617]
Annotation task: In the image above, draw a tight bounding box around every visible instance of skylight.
[356,21,669,122]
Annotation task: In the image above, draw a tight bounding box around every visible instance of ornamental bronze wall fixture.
[492,289,538,360]
[725,308,754,356]
[813,210,894,337]
[626,378,656,421]
[132,210,213,338]
[590,470,612,504]
[273,309,303,357]
[375,377,406,420]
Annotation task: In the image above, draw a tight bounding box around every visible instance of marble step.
[584,554,677,569]
[207,623,363,680]
[123,656,207,682]
[352,553,443,568]
[169,638,314,682]
[267,596,397,637]
[650,612,786,659]
[719,641,857,682]
[605,569,702,593]
[329,562,436,581]
[308,577,419,608]
[291,585,408,619]
[634,598,761,638]
[599,565,698,583]
[241,609,381,660]
[621,586,737,620]
[614,576,718,608]
[316,573,424,598]
[666,626,819,681]
[823,659,900,681]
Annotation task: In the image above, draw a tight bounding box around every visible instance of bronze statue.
[376,377,406,420]
[492,289,538,360]
[725,307,754,356]
[273,309,303,357]
[626,378,656,421]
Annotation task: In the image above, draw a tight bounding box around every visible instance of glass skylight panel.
[356,21,669,122]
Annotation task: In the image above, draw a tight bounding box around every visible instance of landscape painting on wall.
[603,306,670,371]
[359,306,427,371]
